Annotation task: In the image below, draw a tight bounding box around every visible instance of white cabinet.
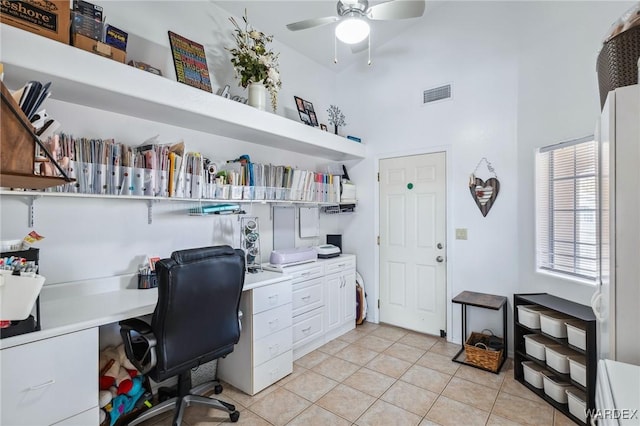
[217,278,293,395]
[289,262,326,359]
[0,328,98,425]
[324,256,356,341]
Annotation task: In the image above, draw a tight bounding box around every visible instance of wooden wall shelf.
[0,80,71,190]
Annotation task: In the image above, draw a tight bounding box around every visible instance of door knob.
[436,256,444,263]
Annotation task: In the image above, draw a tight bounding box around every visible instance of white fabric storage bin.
[541,371,573,403]
[566,387,587,423]
[539,310,572,338]
[566,320,587,350]
[524,334,555,361]
[522,361,546,389]
[568,355,587,387]
[517,305,551,329]
[545,345,576,374]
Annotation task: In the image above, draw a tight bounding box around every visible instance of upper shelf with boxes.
[0,1,365,163]
[513,293,597,426]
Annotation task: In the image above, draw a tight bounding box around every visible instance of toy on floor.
[99,344,140,395]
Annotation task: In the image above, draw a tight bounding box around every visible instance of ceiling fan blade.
[286,16,340,31]
[367,0,425,20]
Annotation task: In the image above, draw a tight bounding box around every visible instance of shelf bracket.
[147,199,159,225]
[28,195,41,228]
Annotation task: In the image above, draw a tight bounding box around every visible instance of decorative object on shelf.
[0,0,71,44]
[168,31,212,93]
[217,84,231,99]
[128,61,162,76]
[469,157,500,217]
[241,217,262,273]
[320,124,328,131]
[327,105,346,135]
[228,10,281,112]
[248,82,267,111]
[347,135,361,143]
[294,96,317,126]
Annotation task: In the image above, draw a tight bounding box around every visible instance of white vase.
[248,82,267,111]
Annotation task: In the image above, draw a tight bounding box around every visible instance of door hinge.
[377,299,380,309]
[377,172,380,182]
[377,236,380,245]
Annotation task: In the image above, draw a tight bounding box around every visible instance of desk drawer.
[288,264,324,284]
[253,303,292,340]
[254,327,292,367]
[253,280,293,314]
[324,257,356,274]
[293,307,324,348]
[1,328,98,426]
[292,277,324,316]
[253,351,292,394]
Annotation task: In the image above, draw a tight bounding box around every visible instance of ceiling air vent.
[423,84,452,104]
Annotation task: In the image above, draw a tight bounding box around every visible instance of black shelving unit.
[514,293,597,425]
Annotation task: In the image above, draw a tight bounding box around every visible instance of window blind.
[536,137,598,281]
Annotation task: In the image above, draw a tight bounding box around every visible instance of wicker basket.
[464,331,503,372]
[597,25,640,109]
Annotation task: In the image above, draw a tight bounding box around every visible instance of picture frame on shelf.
[168,31,212,93]
[294,95,317,126]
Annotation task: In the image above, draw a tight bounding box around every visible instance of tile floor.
[139,322,576,426]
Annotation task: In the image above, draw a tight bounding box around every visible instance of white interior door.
[379,152,447,336]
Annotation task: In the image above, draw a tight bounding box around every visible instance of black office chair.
[120,245,245,425]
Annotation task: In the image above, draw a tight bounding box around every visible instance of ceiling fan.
[286,0,425,58]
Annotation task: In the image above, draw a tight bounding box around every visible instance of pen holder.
[138,272,157,289]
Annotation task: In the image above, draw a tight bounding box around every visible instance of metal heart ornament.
[469,177,500,217]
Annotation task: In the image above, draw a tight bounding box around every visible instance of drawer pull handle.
[268,295,278,304]
[301,272,310,277]
[302,326,312,333]
[270,344,280,353]
[269,319,279,328]
[337,263,346,268]
[29,379,56,390]
[301,295,311,301]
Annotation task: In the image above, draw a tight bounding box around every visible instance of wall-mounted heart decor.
[469,158,500,217]
[469,176,500,217]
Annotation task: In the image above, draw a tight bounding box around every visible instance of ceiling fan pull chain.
[334,34,338,64]
[368,32,371,65]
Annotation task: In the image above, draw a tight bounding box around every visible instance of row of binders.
[39,133,342,203]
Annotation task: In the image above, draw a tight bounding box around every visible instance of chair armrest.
[119,318,157,375]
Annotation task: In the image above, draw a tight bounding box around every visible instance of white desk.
[0,270,290,425]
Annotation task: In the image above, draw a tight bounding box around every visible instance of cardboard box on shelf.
[72,33,126,63]
[0,0,70,44]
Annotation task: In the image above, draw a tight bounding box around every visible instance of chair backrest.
[151,245,245,380]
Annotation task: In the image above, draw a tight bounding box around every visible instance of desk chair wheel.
[230,411,240,422]
[214,384,223,394]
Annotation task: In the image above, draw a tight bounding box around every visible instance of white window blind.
[536,136,598,281]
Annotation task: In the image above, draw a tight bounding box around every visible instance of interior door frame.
[373,145,453,340]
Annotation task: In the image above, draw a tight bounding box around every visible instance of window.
[536,136,598,282]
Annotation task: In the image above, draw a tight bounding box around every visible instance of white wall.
[515,1,632,305]
[337,1,632,344]
[0,1,346,285]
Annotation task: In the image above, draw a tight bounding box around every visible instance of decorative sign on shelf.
[168,31,212,93]
[469,157,500,217]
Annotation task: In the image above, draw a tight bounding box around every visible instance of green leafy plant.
[228,10,282,112]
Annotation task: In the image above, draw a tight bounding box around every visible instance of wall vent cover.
[423,84,452,104]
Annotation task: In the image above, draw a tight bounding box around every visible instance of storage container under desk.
[217,278,293,396]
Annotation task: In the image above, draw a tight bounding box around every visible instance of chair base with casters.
[127,371,239,425]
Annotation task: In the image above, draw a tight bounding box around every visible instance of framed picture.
[168,31,212,93]
[320,124,327,131]
[294,95,318,126]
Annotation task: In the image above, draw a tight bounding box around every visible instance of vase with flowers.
[228,10,282,112]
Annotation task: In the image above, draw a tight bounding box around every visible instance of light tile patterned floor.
[139,322,576,426]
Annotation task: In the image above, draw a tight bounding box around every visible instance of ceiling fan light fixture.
[335,17,369,44]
